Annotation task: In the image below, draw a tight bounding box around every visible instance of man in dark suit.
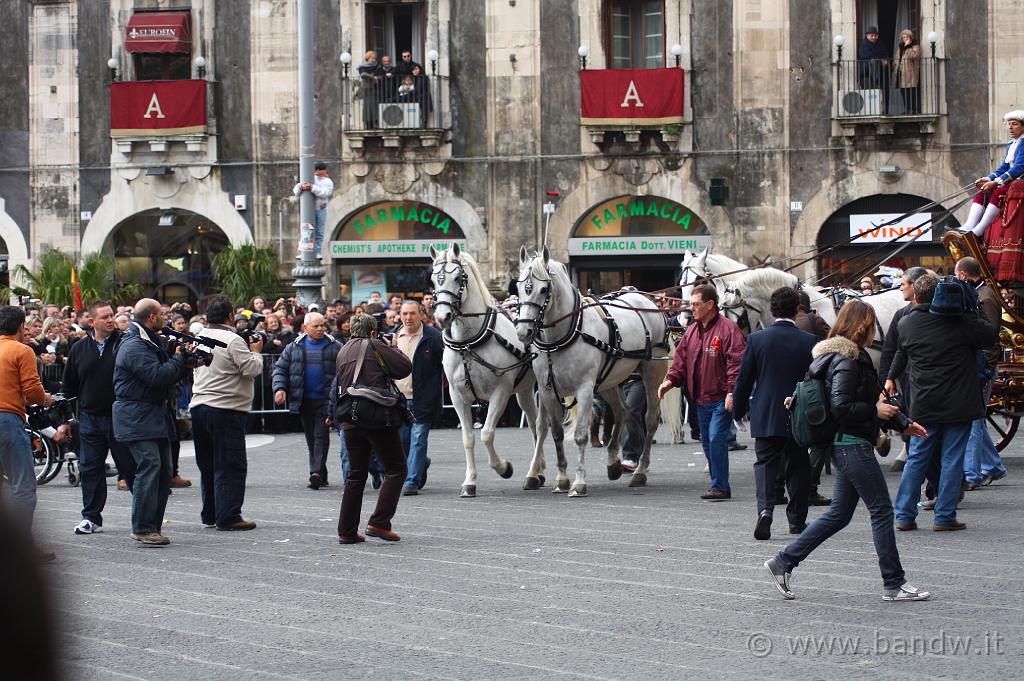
[731,287,817,540]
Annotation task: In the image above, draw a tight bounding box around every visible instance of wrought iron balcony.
[340,72,449,155]
[833,57,944,133]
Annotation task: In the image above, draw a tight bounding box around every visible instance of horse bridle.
[431,257,491,319]
[512,266,552,331]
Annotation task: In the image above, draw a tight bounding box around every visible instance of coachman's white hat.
[1004,110,1024,123]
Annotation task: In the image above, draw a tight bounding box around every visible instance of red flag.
[71,267,83,312]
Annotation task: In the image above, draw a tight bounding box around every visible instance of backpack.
[788,358,839,448]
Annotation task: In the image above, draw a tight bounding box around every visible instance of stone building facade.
[0,0,1016,304]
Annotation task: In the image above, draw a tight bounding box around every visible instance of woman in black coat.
[331,313,411,544]
[764,300,931,602]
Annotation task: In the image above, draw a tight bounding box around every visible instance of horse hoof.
[568,485,588,498]
[523,477,540,491]
[499,461,514,479]
[607,461,623,481]
[538,475,546,487]
[552,479,570,493]
[628,472,647,488]
[460,485,477,497]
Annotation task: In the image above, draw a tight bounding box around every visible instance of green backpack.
[788,358,839,448]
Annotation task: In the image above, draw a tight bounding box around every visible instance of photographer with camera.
[112,299,188,546]
[188,295,264,531]
[892,274,999,533]
[59,300,135,536]
[332,313,411,543]
[273,312,341,489]
[0,305,62,561]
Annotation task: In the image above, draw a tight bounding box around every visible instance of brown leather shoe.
[700,488,731,501]
[117,479,128,491]
[170,475,192,488]
[338,534,366,544]
[933,521,967,532]
[366,525,401,541]
[216,519,257,531]
[896,521,917,531]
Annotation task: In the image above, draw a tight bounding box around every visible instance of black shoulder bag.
[335,340,404,429]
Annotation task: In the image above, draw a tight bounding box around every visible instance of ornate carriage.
[944,231,1022,449]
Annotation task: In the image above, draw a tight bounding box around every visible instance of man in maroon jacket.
[658,284,746,500]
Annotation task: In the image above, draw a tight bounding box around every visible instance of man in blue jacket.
[272,312,341,489]
[731,287,818,540]
[395,300,444,495]
[113,299,188,546]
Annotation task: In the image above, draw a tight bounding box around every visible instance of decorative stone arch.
[0,197,31,285]
[791,169,964,279]
[323,183,487,264]
[81,181,253,256]
[544,169,730,262]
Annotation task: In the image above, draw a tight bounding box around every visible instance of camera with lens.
[27,393,78,436]
[163,326,226,368]
[18,295,41,309]
[239,312,268,346]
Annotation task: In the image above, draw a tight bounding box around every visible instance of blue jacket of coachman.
[987,138,1024,186]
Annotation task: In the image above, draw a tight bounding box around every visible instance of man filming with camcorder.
[188,295,264,531]
[113,299,189,546]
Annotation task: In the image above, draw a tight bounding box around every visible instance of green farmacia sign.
[349,202,455,236]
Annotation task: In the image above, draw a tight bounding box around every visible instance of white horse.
[429,243,544,498]
[514,246,670,497]
[678,247,907,350]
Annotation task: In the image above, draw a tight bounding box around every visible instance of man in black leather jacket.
[893,275,998,532]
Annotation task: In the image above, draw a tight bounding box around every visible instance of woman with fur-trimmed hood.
[764,300,932,602]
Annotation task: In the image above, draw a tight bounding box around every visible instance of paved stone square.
[34,425,1022,680]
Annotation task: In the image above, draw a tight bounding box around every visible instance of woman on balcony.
[894,29,921,114]
[357,51,381,129]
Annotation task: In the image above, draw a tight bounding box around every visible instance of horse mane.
[448,249,494,307]
[527,251,567,282]
[736,266,798,293]
[705,253,746,272]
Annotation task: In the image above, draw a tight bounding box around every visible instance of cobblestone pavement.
[33,425,1022,680]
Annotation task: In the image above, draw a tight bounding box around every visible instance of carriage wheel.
[986,405,1019,452]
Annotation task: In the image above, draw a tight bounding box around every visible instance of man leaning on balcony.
[293,162,334,257]
[857,26,890,111]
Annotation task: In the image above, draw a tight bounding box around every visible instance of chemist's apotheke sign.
[329,239,468,259]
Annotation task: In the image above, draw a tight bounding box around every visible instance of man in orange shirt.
[0,305,58,561]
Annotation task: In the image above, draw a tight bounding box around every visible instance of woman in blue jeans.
[764,300,931,602]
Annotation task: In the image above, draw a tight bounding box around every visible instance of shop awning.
[125,12,191,54]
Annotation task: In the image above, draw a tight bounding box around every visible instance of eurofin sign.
[849,213,932,244]
[350,203,454,236]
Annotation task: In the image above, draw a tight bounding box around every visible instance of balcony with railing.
[110,78,210,154]
[340,65,449,156]
[833,56,945,136]
[578,64,686,149]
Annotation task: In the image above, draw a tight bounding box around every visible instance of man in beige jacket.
[189,295,264,530]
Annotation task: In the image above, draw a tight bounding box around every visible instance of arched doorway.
[328,200,467,304]
[107,208,229,307]
[816,193,959,286]
[569,195,711,293]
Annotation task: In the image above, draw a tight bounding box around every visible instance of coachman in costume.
[961,110,1024,284]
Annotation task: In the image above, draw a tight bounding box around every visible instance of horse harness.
[516,271,668,397]
[434,257,536,406]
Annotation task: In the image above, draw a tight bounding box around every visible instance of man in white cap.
[960,110,1024,237]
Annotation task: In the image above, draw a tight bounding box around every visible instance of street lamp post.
[577,45,589,70]
[670,43,683,68]
[290,0,325,311]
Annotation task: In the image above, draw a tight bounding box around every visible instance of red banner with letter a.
[110,80,206,137]
[580,68,684,125]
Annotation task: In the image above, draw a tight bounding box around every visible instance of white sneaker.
[883,584,931,602]
[74,519,102,535]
